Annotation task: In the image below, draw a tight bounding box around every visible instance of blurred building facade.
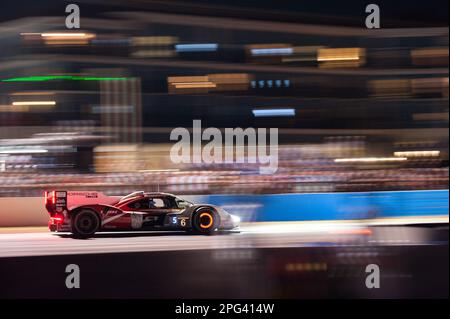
[0,1,448,196]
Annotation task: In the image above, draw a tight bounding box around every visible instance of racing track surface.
[0,223,448,298]
[0,222,447,257]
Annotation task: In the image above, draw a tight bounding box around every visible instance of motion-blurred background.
[0,1,448,300]
[0,0,448,225]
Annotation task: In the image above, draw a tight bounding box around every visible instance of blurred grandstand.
[0,0,448,197]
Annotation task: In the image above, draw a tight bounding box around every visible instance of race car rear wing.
[44,190,121,215]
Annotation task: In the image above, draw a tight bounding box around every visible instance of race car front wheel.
[191,208,220,235]
[71,209,100,238]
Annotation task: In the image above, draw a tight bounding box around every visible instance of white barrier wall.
[0,197,48,227]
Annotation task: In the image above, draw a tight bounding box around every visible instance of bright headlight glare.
[231,215,241,223]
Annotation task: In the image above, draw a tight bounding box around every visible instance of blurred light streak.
[168,74,250,93]
[168,75,209,83]
[413,112,449,121]
[132,49,175,58]
[241,221,364,234]
[12,101,55,106]
[175,43,218,52]
[173,82,216,89]
[0,105,28,112]
[319,56,359,61]
[0,149,48,154]
[367,216,449,226]
[317,48,365,68]
[251,47,293,56]
[131,36,178,58]
[41,32,91,37]
[231,215,241,224]
[207,73,251,91]
[38,32,96,45]
[411,77,449,97]
[139,169,180,172]
[394,151,440,157]
[252,109,295,117]
[132,36,178,46]
[10,92,54,96]
[285,262,327,272]
[1,76,130,82]
[369,79,411,98]
[332,228,372,235]
[334,157,407,163]
[411,47,449,66]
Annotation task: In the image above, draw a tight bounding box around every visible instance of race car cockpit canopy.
[118,191,145,203]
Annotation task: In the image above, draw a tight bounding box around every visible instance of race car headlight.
[231,214,241,224]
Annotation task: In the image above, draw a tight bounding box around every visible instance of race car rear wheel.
[191,208,220,235]
[71,209,100,238]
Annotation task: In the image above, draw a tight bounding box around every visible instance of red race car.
[45,190,240,238]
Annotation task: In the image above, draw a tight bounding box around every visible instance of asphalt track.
[0,222,448,298]
[0,222,447,258]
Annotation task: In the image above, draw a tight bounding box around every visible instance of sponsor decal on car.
[131,213,144,229]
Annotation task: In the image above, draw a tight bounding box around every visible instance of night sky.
[0,0,448,27]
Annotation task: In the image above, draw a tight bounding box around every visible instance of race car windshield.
[175,198,193,209]
[119,191,144,203]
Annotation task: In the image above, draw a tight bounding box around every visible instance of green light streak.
[1,75,131,82]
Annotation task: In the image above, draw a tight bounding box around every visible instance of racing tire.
[191,207,220,235]
[71,209,100,239]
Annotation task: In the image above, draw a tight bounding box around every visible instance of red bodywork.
[45,190,184,232]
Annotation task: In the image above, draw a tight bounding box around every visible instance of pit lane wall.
[0,190,448,227]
